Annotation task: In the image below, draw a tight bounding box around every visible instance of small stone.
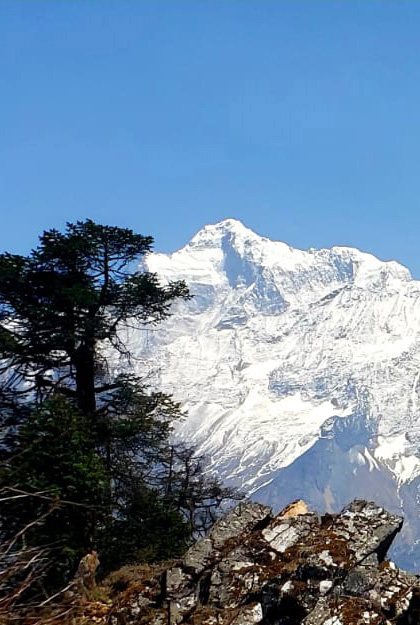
[318,550,334,566]
[230,602,263,624]
[319,580,333,595]
[281,580,294,593]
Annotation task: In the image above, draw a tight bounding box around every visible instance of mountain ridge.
[128,219,420,570]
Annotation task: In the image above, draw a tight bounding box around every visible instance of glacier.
[126,218,420,570]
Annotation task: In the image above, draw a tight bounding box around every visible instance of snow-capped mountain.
[128,218,420,570]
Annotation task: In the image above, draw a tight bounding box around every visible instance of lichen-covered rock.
[103,499,420,625]
[183,501,271,576]
[183,537,214,576]
[166,568,197,623]
[207,501,271,548]
[262,512,318,554]
[302,596,387,625]
[230,602,264,624]
[336,500,403,562]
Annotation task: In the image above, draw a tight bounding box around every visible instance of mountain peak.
[213,217,248,231]
[139,219,420,569]
[188,218,261,248]
[147,219,412,308]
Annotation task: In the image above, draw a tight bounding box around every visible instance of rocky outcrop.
[106,499,420,624]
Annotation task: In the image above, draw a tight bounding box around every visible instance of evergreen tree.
[0,219,189,414]
[0,220,240,604]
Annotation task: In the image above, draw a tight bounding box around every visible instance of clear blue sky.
[2,1,420,274]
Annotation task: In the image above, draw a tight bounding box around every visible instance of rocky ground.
[77,498,420,624]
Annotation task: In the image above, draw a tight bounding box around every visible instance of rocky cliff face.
[126,219,420,570]
[97,500,420,625]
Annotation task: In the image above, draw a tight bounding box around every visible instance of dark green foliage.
[0,220,240,606]
[96,376,178,471]
[100,485,190,572]
[0,393,191,594]
[0,219,189,414]
[0,397,108,597]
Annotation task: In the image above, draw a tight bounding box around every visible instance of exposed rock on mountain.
[127,219,420,570]
[97,499,420,625]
